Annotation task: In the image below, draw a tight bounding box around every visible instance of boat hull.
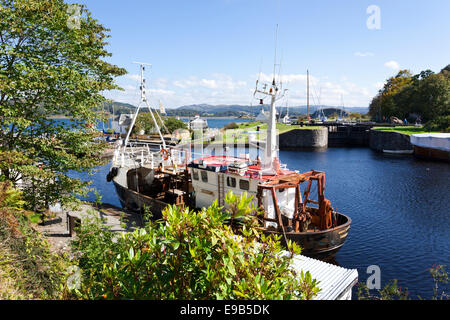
[261,213,351,259]
[112,178,168,219]
[413,146,449,162]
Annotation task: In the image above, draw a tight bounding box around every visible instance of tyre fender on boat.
[106,167,119,182]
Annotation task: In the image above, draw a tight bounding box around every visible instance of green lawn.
[205,122,324,145]
[237,122,322,133]
[372,126,432,135]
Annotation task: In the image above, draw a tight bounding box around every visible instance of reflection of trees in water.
[322,256,340,267]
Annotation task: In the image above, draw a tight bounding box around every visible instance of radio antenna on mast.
[253,25,287,175]
[124,62,166,149]
[273,24,278,83]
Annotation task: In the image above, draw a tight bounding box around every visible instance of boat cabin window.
[227,176,236,188]
[239,179,250,190]
[201,170,208,182]
[192,170,199,181]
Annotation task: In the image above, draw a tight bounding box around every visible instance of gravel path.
[35,202,144,254]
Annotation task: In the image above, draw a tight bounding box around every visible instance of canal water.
[68,118,449,299]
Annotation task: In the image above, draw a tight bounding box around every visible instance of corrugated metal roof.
[291,254,359,300]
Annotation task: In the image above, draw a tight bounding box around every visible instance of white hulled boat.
[187,65,351,259]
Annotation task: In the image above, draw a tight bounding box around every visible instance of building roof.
[291,254,359,300]
[189,116,208,129]
[255,109,268,122]
[118,114,134,126]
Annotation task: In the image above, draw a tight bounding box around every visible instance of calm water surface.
[281,148,450,299]
[70,132,449,299]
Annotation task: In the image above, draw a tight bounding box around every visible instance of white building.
[189,115,208,131]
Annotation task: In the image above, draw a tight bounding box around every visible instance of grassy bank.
[0,183,69,299]
[372,126,435,135]
[206,122,323,145]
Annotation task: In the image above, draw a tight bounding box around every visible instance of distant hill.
[311,108,350,118]
[99,102,368,118]
[102,101,136,117]
[166,104,368,117]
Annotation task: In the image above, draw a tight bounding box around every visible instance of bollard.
[67,213,81,237]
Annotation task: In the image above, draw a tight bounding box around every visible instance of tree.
[368,93,383,120]
[369,70,413,121]
[369,67,446,123]
[163,116,187,133]
[0,0,126,209]
[132,112,186,135]
[132,112,164,135]
[349,112,363,120]
[409,73,450,122]
[440,64,450,78]
[380,70,413,119]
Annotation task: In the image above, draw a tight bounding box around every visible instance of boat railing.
[112,142,190,171]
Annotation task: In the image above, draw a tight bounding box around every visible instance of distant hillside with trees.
[311,108,349,119]
[165,104,367,118]
[98,102,368,118]
[368,65,449,131]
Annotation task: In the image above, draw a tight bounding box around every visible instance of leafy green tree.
[369,66,449,124]
[70,192,320,300]
[132,112,163,135]
[163,116,187,133]
[369,70,413,120]
[0,0,126,210]
[133,112,186,134]
[409,73,449,122]
[440,64,450,78]
[348,112,363,119]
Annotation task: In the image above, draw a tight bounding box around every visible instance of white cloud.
[374,82,384,90]
[124,73,141,82]
[355,52,375,57]
[384,60,400,70]
[173,74,246,91]
[104,72,377,109]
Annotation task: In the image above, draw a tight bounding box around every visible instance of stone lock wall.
[369,129,413,152]
[279,128,328,149]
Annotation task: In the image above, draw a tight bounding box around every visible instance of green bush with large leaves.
[71,192,320,300]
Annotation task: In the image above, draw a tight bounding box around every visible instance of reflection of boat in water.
[107,62,352,259]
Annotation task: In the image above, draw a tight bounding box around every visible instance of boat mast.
[123,62,166,149]
[307,69,310,122]
[254,25,286,174]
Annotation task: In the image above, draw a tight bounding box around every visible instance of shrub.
[0,182,68,299]
[164,117,187,133]
[224,122,239,130]
[70,192,320,300]
[423,115,450,133]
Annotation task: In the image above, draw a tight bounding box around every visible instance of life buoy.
[160,148,170,161]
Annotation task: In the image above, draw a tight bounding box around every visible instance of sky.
[69,0,450,109]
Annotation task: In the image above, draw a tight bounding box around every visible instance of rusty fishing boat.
[107,62,351,259]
